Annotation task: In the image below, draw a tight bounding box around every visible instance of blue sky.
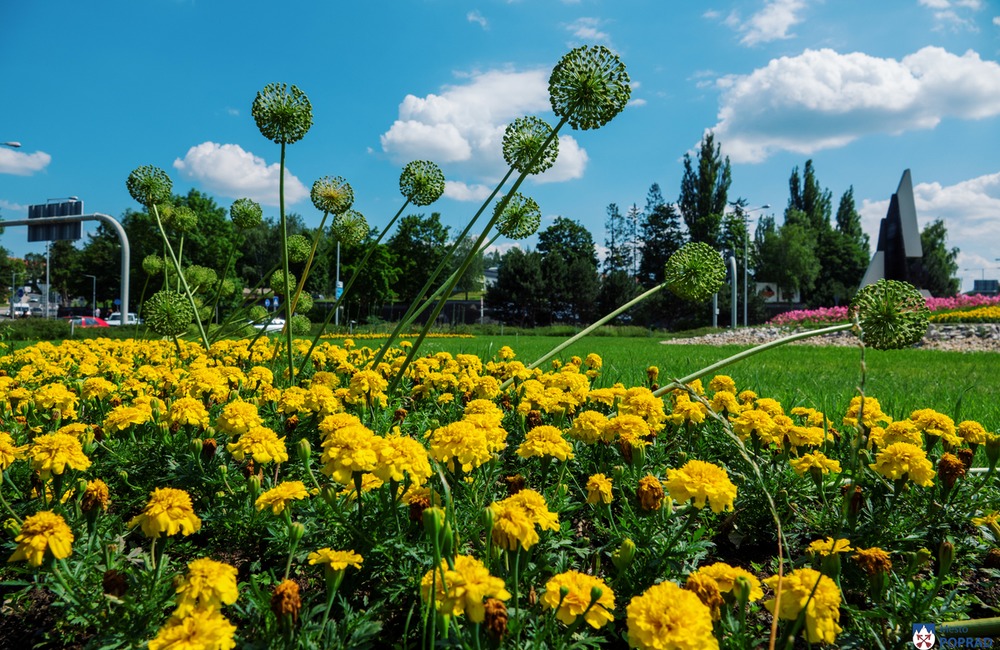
[2,0,999,293]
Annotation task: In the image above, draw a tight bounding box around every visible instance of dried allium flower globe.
[548,45,631,131]
[295,292,314,314]
[502,116,559,175]
[143,290,195,337]
[310,176,354,215]
[230,198,263,230]
[290,314,312,335]
[330,210,369,246]
[270,269,296,296]
[286,234,312,264]
[496,193,542,240]
[252,83,313,145]
[142,254,165,276]
[849,279,929,350]
[399,160,445,206]
[664,242,726,302]
[184,265,217,289]
[126,166,173,207]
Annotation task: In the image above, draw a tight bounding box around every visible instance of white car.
[251,317,285,333]
[106,312,142,326]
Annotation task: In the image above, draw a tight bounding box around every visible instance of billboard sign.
[27,200,84,242]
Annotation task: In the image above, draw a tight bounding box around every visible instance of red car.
[67,317,110,328]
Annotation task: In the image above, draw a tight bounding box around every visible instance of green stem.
[297,199,410,375]
[288,210,330,317]
[278,142,295,382]
[652,323,854,398]
[501,282,667,391]
[150,204,211,349]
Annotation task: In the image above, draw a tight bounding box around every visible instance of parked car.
[106,312,142,326]
[66,317,110,328]
[251,317,286,333]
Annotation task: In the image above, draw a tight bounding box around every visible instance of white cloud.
[445,181,493,201]
[726,0,806,47]
[919,0,983,31]
[566,17,611,45]
[710,46,1000,163]
[467,10,488,29]
[226,107,240,117]
[380,68,589,195]
[0,148,51,176]
[173,142,308,207]
[994,16,1000,26]
[0,199,28,213]
[860,171,1000,292]
[628,98,648,107]
[918,0,951,8]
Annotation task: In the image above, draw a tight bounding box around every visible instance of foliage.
[386,213,450,304]
[909,219,961,297]
[678,132,731,248]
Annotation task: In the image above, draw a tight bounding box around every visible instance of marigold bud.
[296,438,312,463]
[937,539,954,578]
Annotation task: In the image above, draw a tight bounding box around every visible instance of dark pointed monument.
[859,169,924,290]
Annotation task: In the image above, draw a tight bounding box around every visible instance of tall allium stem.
[288,210,330,317]
[296,199,410,376]
[388,117,568,393]
[150,204,210,349]
[279,142,294,378]
[651,322,855,398]
[500,282,667,391]
[370,169,514,371]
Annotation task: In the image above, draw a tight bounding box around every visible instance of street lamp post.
[742,205,771,327]
[84,274,97,317]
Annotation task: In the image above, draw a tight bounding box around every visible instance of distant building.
[860,169,924,290]
[970,279,999,296]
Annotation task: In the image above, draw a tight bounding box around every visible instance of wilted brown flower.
[270,579,302,624]
[937,453,966,489]
[504,474,526,496]
[81,479,110,513]
[483,597,509,639]
[103,569,128,598]
[637,474,664,511]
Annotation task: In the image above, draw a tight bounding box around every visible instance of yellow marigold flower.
[338,473,383,500]
[129,487,202,538]
[373,433,432,485]
[764,567,842,645]
[732,409,776,442]
[637,474,664,511]
[843,395,892,430]
[319,423,379,484]
[227,426,288,465]
[541,570,615,629]
[318,412,363,436]
[28,433,91,479]
[807,537,853,557]
[82,377,117,401]
[508,489,559,530]
[971,511,1000,538]
[870,442,935,487]
[277,386,309,414]
[957,420,989,445]
[346,369,388,407]
[684,573,724,620]
[215,399,262,436]
[255,481,309,514]
[627,580,719,650]
[853,547,893,575]
[584,353,602,370]
[708,375,737,394]
[619,387,668,433]
[308,548,363,572]
[910,408,960,446]
[174,557,239,616]
[568,410,611,444]
[7,510,74,566]
[464,414,508,454]
[753,397,784,417]
[667,394,708,426]
[737,389,757,404]
[498,345,516,361]
[604,414,652,446]
[103,405,152,434]
[665,460,737,513]
[490,500,540,551]
[586,383,627,407]
[33,382,79,419]
[426,420,492,474]
[785,424,828,448]
[868,420,922,449]
[56,422,94,444]
[789,452,841,476]
[709,391,742,416]
[81,479,110,513]
[148,608,237,650]
[516,425,574,461]
[421,555,511,623]
[168,397,210,429]
[0,432,25,470]
[585,473,613,504]
[692,562,763,601]
[464,399,504,425]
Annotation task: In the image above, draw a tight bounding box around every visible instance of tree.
[337,229,399,322]
[596,269,640,323]
[757,221,820,300]
[807,187,871,306]
[485,247,546,326]
[603,203,630,274]
[537,217,599,267]
[638,183,686,288]
[909,219,959,297]
[386,213,450,303]
[678,132,731,248]
[451,235,485,299]
[787,160,833,232]
[537,218,599,323]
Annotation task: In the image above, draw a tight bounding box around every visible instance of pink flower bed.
[768,294,1000,326]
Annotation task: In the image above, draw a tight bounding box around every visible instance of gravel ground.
[662,323,1000,353]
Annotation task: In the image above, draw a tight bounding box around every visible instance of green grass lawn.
[382,334,1000,426]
